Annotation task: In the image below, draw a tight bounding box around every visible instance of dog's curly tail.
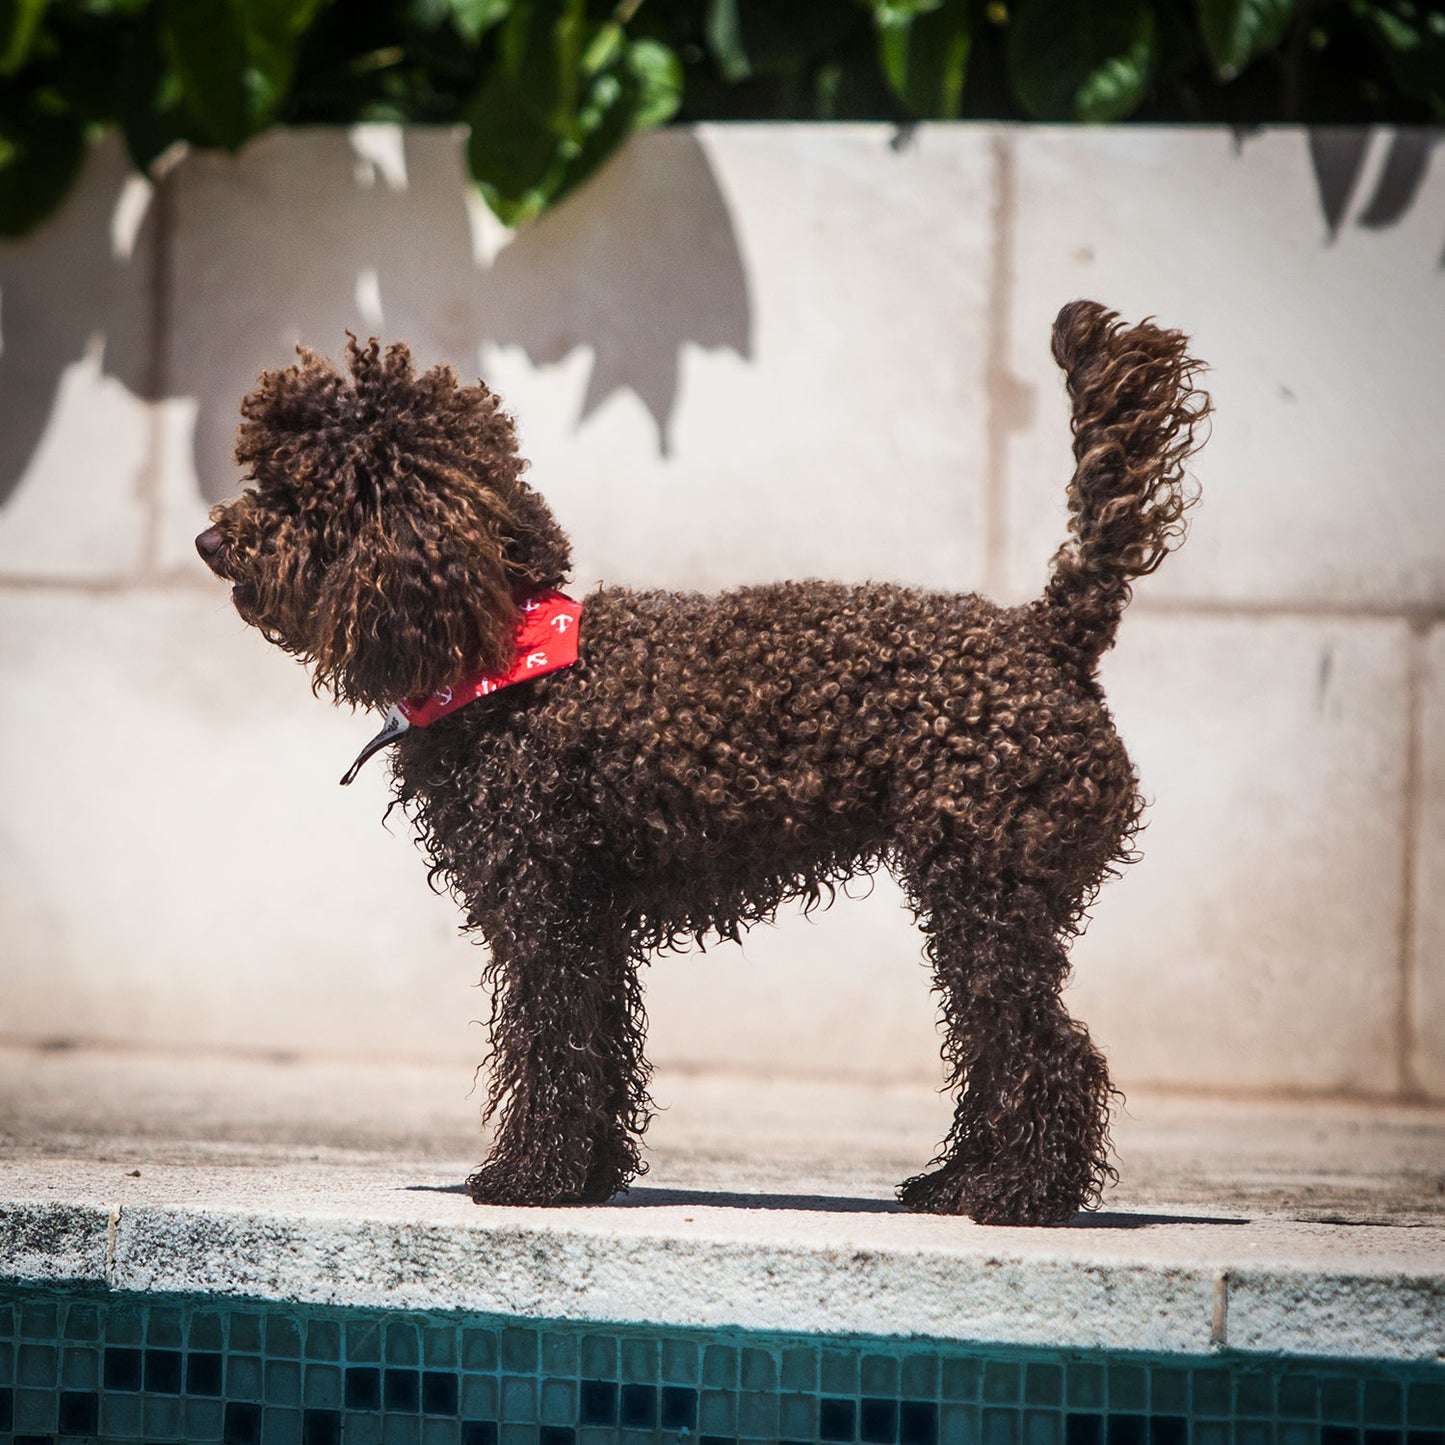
[1040,300,1210,670]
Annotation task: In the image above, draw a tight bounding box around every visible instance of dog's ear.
[309,497,520,710]
[232,339,573,709]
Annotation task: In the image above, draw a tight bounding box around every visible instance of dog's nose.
[195,527,224,566]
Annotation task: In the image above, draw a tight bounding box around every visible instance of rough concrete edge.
[105,1206,1215,1354]
[90,1204,1441,1362]
[0,1201,112,1287]
[6,1200,1441,1363]
[1224,1268,1445,1363]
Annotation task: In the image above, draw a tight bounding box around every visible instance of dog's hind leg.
[467,906,653,1207]
[896,866,1117,1226]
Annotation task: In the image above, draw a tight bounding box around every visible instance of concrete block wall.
[1,124,1441,1100]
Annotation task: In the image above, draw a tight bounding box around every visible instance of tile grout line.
[1397,619,1429,1099]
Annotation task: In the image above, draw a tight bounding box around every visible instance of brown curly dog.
[197,300,1208,1226]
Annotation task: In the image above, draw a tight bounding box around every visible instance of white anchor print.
[524,651,548,669]
[551,614,573,634]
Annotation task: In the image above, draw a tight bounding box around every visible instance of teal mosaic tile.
[147,1303,184,1347]
[1028,1364,1064,1408]
[60,1343,97,1389]
[501,1328,539,1373]
[986,1361,1024,1405]
[1409,1381,1445,1426]
[705,1343,740,1389]
[425,1324,459,1370]
[1237,1372,1277,1418]
[783,1345,820,1393]
[904,1354,941,1400]
[231,1311,263,1353]
[578,1334,614,1379]
[61,1301,97,1341]
[1365,1380,1405,1425]
[662,1338,699,1386]
[1322,1379,1362,1424]
[1153,1370,1190,1416]
[1068,1363,1107,1412]
[388,1322,421,1368]
[864,1353,901,1396]
[1026,1407,1062,1445]
[193,1308,225,1350]
[305,1363,343,1409]
[822,1346,860,1395]
[0,1281,1440,1445]
[16,1342,56,1387]
[940,1400,978,1445]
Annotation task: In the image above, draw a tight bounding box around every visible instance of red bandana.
[340,589,582,785]
[397,590,582,726]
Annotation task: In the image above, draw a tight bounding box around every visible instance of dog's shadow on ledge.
[406,1182,1245,1226]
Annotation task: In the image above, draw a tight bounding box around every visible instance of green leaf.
[706,0,864,83]
[625,37,683,129]
[161,0,332,149]
[1008,0,1156,121]
[875,0,971,118]
[0,0,47,76]
[705,0,749,82]
[1197,0,1297,80]
[1351,0,1445,117]
[0,101,85,236]
[466,8,681,228]
[113,11,190,172]
[464,0,584,224]
[408,0,510,45]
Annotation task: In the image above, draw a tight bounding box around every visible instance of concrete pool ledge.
[1,1046,1442,1364]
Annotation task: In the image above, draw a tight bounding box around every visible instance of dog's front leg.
[466,908,653,1207]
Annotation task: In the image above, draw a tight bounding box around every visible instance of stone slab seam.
[1400,620,1429,1097]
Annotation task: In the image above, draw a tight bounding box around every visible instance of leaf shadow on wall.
[0,128,751,514]
[1305,127,1443,258]
[175,128,751,506]
[0,139,159,510]
[479,131,754,459]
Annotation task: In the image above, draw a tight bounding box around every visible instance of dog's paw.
[465,1157,630,1208]
[897,1165,1079,1226]
[466,1163,576,1207]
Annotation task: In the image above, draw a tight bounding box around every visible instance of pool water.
[0,1285,1440,1445]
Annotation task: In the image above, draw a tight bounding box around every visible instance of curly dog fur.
[198,300,1209,1226]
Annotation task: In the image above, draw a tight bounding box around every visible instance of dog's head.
[197,339,570,710]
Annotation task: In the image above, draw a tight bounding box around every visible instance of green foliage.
[1197,0,1297,80]
[868,0,972,119]
[1008,0,1156,122]
[0,0,1440,238]
[160,0,332,149]
[0,0,49,75]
